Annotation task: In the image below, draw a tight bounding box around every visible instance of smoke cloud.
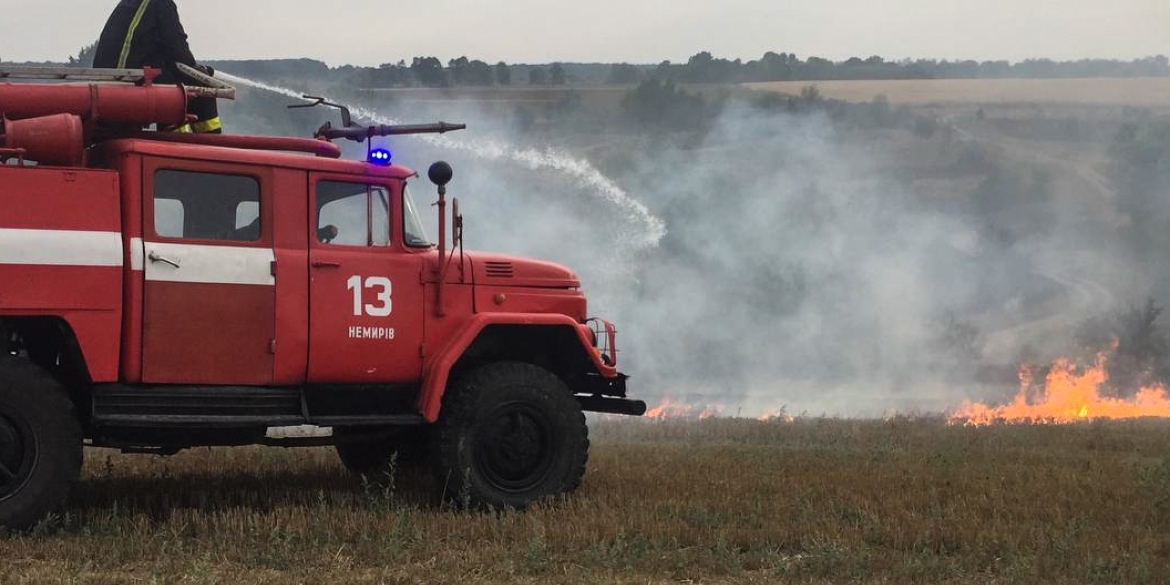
[219,74,1143,417]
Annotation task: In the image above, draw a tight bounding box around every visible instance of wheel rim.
[473,401,557,494]
[0,407,36,502]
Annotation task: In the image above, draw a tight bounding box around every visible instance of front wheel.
[0,357,83,530]
[433,362,588,509]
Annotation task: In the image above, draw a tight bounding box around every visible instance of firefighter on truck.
[94,0,223,133]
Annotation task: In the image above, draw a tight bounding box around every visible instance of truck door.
[140,160,276,385]
[307,177,425,383]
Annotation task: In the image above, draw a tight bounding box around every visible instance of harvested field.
[3,418,1170,584]
[745,77,1170,106]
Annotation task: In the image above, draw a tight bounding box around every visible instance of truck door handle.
[312,260,341,268]
[148,251,181,269]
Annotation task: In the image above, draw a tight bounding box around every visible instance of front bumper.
[575,372,646,415]
[577,393,647,416]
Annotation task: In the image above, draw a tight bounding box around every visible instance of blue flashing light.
[369,148,392,166]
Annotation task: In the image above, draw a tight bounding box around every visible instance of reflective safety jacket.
[93,0,197,85]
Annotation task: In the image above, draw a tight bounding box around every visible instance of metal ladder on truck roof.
[0,66,150,82]
[0,65,236,99]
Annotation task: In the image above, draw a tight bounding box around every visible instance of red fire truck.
[0,66,643,529]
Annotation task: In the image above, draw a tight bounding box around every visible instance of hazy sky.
[4,0,1167,66]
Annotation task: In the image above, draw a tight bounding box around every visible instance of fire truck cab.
[0,67,643,529]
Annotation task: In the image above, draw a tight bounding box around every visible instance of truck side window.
[155,198,185,239]
[154,170,261,242]
[316,181,390,247]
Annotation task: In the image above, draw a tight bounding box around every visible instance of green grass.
[4,418,1170,584]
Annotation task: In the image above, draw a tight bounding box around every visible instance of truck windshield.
[403,184,432,248]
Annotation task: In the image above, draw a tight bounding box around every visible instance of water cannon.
[289,94,465,147]
[316,121,466,143]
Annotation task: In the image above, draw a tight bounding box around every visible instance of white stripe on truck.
[130,237,144,271]
[0,228,123,267]
[0,230,274,287]
[143,242,275,286]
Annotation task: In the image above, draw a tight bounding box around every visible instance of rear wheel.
[0,357,83,530]
[434,362,588,509]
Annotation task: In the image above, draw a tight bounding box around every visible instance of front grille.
[587,318,619,367]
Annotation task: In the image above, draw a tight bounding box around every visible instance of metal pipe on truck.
[0,83,188,126]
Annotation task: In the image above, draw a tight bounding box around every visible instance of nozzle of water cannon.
[316,122,467,143]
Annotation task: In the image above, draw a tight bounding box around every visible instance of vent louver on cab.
[484,261,515,278]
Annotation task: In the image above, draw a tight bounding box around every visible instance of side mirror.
[452,197,463,247]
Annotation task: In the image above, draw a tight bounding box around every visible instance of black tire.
[334,428,427,476]
[0,357,83,531]
[433,362,588,509]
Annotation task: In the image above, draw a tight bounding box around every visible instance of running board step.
[93,385,303,427]
[92,385,428,428]
[95,414,307,428]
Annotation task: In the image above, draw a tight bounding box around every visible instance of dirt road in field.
[949,118,1124,362]
[981,248,1119,362]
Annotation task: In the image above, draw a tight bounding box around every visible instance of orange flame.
[645,398,725,420]
[643,398,794,421]
[949,352,1170,426]
[757,408,796,422]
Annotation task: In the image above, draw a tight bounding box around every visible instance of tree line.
[217,52,1170,89]
[2,46,1160,90]
[348,58,568,88]
[644,52,1170,84]
[13,47,1168,88]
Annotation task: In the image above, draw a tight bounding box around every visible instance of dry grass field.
[745,77,1170,106]
[3,418,1170,584]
